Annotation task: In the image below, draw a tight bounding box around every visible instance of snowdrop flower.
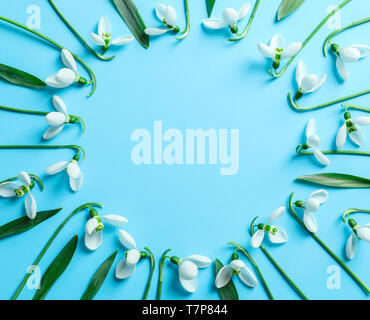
[46,159,83,191]
[170,255,212,292]
[91,16,134,53]
[116,230,143,279]
[85,209,128,251]
[295,61,327,98]
[0,172,37,219]
[215,258,257,289]
[250,207,288,248]
[336,111,370,148]
[294,190,328,233]
[346,219,370,259]
[46,49,87,88]
[258,34,302,69]
[331,43,370,80]
[298,118,330,166]
[145,4,180,36]
[203,3,251,34]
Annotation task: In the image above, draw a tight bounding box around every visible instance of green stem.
[298,149,370,158]
[288,89,370,112]
[11,202,103,300]
[269,0,352,78]
[288,192,370,295]
[176,0,190,40]
[323,17,370,56]
[143,246,155,300]
[228,0,261,42]
[342,209,370,223]
[343,104,370,113]
[0,15,96,97]
[227,242,274,300]
[249,219,309,300]
[156,249,171,300]
[47,0,115,61]
[0,145,85,160]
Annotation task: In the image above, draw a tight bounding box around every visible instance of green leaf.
[214,259,239,300]
[277,0,305,21]
[33,235,78,300]
[0,208,62,240]
[81,250,118,300]
[112,0,149,49]
[206,0,216,17]
[296,173,370,188]
[0,63,46,89]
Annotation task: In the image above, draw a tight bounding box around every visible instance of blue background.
[0,0,370,300]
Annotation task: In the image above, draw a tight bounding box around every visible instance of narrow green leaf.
[297,173,370,188]
[215,259,239,300]
[206,0,216,17]
[0,63,46,89]
[0,208,62,240]
[277,0,305,21]
[32,235,78,300]
[112,0,149,49]
[81,250,118,300]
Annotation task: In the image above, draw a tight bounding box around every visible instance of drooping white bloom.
[91,16,134,50]
[332,44,370,80]
[202,3,251,34]
[299,190,328,233]
[46,49,85,88]
[303,118,330,166]
[250,207,288,248]
[85,214,128,251]
[0,172,37,219]
[258,34,302,68]
[145,4,180,36]
[346,220,370,260]
[115,230,142,279]
[175,255,212,293]
[296,61,327,95]
[336,111,370,148]
[43,95,70,140]
[215,259,258,289]
[46,160,83,191]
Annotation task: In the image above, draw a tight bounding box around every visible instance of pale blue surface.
[0,0,370,300]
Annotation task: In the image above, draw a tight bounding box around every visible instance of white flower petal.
[102,215,128,226]
[352,117,370,126]
[0,182,18,197]
[45,74,65,88]
[270,34,284,50]
[17,172,31,186]
[85,229,103,251]
[85,218,99,235]
[164,5,177,26]
[355,225,370,242]
[346,233,357,259]
[98,16,111,37]
[46,161,68,175]
[48,68,77,88]
[349,127,364,146]
[309,189,328,204]
[126,249,141,265]
[313,148,330,166]
[222,8,238,26]
[307,133,320,149]
[336,124,347,149]
[229,259,246,272]
[66,161,80,179]
[296,61,307,87]
[310,73,327,92]
[69,171,83,192]
[300,75,320,93]
[303,211,318,233]
[111,35,134,45]
[250,230,265,248]
[338,46,361,63]
[239,266,258,287]
[52,95,68,115]
[25,192,37,220]
[115,258,136,279]
[215,265,232,288]
[336,57,349,80]
[268,206,285,223]
[185,255,212,268]
[237,3,251,20]
[268,227,288,244]
[145,28,170,36]
[305,118,316,138]
[179,275,197,293]
[349,44,370,58]
[257,43,274,58]
[91,33,105,46]
[281,42,302,59]
[61,49,77,73]
[118,229,136,249]
[155,3,167,21]
[43,125,65,140]
[179,261,198,280]
[202,18,226,29]
[46,112,67,126]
